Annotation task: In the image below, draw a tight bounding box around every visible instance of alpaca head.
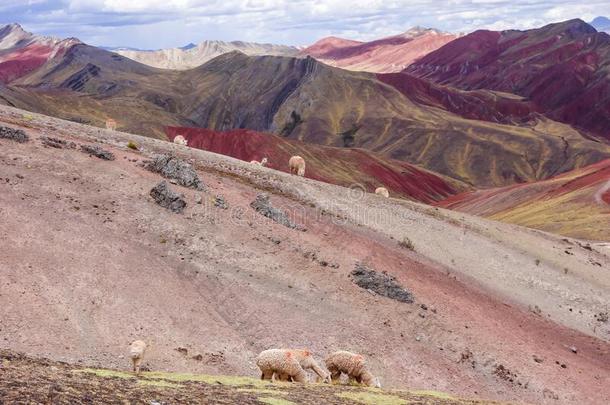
[297,166,305,176]
[261,157,268,166]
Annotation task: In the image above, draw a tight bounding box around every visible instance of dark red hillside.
[166,126,466,203]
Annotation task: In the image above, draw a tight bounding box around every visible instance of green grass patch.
[75,368,135,379]
[336,392,408,405]
[138,379,182,389]
[258,397,297,405]
[410,390,455,400]
[127,141,139,150]
[144,371,271,387]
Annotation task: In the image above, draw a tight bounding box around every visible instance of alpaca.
[256,349,330,383]
[250,157,269,167]
[325,351,380,387]
[173,135,188,146]
[375,187,389,198]
[129,340,148,375]
[289,156,305,176]
[105,119,117,131]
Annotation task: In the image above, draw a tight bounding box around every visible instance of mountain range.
[0,19,609,232]
[406,19,610,142]
[110,40,299,70]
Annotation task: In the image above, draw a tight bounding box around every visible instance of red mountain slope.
[302,28,457,72]
[437,159,610,240]
[0,24,78,84]
[406,19,610,141]
[377,72,538,125]
[166,126,466,203]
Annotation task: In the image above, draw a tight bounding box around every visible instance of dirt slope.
[0,105,609,405]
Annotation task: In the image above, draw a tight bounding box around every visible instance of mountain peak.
[591,16,610,32]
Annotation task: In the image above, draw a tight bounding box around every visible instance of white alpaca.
[250,157,268,167]
[173,135,188,146]
[289,156,306,176]
[129,340,148,375]
[256,349,330,383]
[105,119,117,131]
[375,187,389,198]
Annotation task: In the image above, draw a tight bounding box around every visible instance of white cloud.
[1,0,609,48]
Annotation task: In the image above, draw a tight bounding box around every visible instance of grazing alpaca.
[325,351,380,387]
[375,187,389,198]
[289,156,305,176]
[256,349,330,383]
[173,135,188,146]
[250,157,269,167]
[129,340,148,375]
[105,119,117,131]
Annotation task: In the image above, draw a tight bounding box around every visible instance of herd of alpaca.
[127,341,380,388]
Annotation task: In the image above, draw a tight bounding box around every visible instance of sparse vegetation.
[127,141,138,150]
[336,391,407,405]
[398,237,415,251]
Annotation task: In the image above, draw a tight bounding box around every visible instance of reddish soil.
[0,106,609,405]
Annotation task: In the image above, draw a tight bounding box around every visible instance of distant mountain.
[112,40,299,70]
[406,19,610,141]
[591,16,610,32]
[4,46,610,188]
[0,23,79,83]
[301,27,457,72]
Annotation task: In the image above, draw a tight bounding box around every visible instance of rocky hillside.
[1,105,609,405]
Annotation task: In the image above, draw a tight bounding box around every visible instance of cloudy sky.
[1,0,609,49]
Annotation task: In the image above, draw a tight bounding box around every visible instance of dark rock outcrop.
[0,126,28,143]
[350,263,414,303]
[145,154,204,190]
[150,181,186,213]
